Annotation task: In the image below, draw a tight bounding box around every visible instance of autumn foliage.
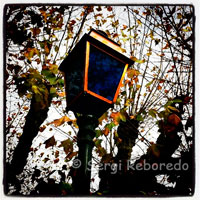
[5,5,194,196]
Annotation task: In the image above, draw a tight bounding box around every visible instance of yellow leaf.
[168,106,179,113]
[127,68,140,78]
[149,31,154,39]
[32,85,42,95]
[49,64,58,74]
[130,56,145,64]
[136,85,141,89]
[146,52,152,56]
[137,19,142,25]
[177,13,182,19]
[26,93,32,99]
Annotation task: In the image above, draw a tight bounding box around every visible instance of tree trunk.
[5,94,52,193]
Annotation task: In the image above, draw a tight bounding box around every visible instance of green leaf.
[48,76,57,85]
[136,114,144,121]
[149,109,157,118]
[145,80,154,88]
[41,69,53,77]
[59,139,73,155]
[116,97,121,105]
[57,78,65,87]
[95,139,102,147]
[120,109,127,122]
[95,129,102,138]
[106,122,116,130]
[172,99,182,103]
[50,87,57,95]
[55,46,59,52]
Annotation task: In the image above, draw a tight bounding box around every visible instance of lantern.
[59,29,134,117]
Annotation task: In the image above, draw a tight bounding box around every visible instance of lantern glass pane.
[88,45,125,101]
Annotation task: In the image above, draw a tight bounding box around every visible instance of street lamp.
[59,29,134,194]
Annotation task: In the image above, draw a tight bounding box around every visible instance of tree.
[4,5,194,196]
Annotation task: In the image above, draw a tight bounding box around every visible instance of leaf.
[98,112,108,124]
[168,114,181,126]
[155,39,160,45]
[45,136,57,148]
[149,144,160,157]
[24,48,39,61]
[7,116,12,121]
[32,85,42,95]
[106,122,116,130]
[95,130,103,138]
[54,158,59,164]
[107,6,112,12]
[57,91,66,97]
[95,139,102,147]
[48,76,57,85]
[136,19,142,25]
[131,56,145,64]
[167,68,174,73]
[55,46,59,52]
[59,139,73,155]
[172,99,182,103]
[145,80,154,88]
[166,24,172,32]
[23,106,29,110]
[110,112,121,125]
[67,151,78,161]
[31,28,41,37]
[146,52,152,56]
[136,85,141,89]
[164,90,168,94]
[134,10,139,14]
[149,109,157,118]
[49,64,58,74]
[183,96,192,104]
[96,146,107,157]
[96,6,102,11]
[136,114,144,121]
[39,125,46,132]
[168,106,179,113]
[127,68,140,78]
[103,127,109,136]
[157,85,162,90]
[50,87,57,95]
[149,31,154,39]
[48,116,72,127]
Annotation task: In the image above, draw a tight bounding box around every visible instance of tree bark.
[5,94,52,193]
